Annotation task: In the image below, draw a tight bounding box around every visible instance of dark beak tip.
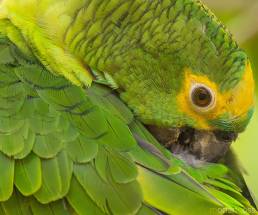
[214,130,238,143]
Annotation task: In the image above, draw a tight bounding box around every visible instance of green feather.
[0,152,14,201]
[0,83,26,117]
[34,151,72,204]
[136,205,158,215]
[99,111,136,151]
[94,146,137,184]
[0,190,33,215]
[0,118,24,134]
[33,133,63,159]
[74,163,142,215]
[107,150,138,184]
[67,177,105,215]
[56,151,73,198]
[0,126,25,156]
[29,100,60,135]
[30,198,70,215]
[137,165,224,215]
[129,121,170,172]
[65,135,98,163]
[14,130,35,160]
[14,153,42,196]
[87,85,134,124]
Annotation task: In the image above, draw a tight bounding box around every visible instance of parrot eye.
[190,84,215,110]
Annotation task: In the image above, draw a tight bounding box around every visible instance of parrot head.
[144,56,255,163]
[112,7,256,163]
[177,60,254,133]
[172,59,255,163]
[111,19,255,163]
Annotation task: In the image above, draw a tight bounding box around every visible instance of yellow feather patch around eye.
[177,61,255,130]
[226,61,255,117]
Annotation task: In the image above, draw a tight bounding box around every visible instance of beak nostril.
[214,130,238,142]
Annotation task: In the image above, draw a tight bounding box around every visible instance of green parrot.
[0,0,257,214]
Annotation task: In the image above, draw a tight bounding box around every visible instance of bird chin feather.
[146,125,237,166]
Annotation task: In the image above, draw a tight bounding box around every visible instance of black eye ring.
[190,84,216,111]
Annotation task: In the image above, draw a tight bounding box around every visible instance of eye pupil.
[198,92,208,100]
[191,86,212,108]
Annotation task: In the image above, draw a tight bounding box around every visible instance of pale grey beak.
[188,130,238,162]
[146,125,238,163]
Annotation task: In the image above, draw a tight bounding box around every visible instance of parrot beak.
[146,125,238,164]
[184,129,238,162]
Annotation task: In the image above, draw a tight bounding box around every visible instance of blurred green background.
[203,0,258,206]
